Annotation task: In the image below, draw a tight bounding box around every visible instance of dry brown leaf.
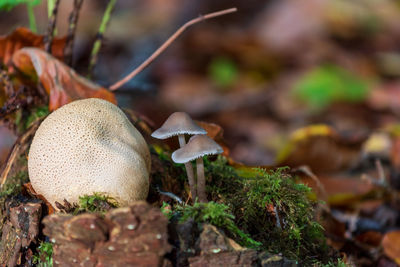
[382,231,400,265]
[300,174,376,207]
[355,231,383,247]
[0,27,66,69]
[276,125,365,173]
[12,47,116,111]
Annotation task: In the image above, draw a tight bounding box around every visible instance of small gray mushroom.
[172,135,223,203]
[151,112,206,201]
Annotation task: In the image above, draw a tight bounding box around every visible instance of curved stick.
[109,7,237,91]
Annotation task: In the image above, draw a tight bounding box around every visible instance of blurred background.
[2,0,400,168]
[4,1,400,264]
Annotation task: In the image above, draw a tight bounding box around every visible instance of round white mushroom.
[28,98,151,207]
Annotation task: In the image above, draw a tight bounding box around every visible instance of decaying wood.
[0,201,42,266]
[0,118,43,189]
[54,199,78,213]
[43,201,171,266]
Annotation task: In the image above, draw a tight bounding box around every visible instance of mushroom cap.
[28,98,151,207]
[172,135,223,163]
[151,112,206,139]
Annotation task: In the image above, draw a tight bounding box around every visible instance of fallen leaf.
[355,231,383,247]
[0,27,66,69]
[12,48,116,111]
[300,175,376,206]
[362,132,392,158]
[276,125,365,173]
[382,231,400,265]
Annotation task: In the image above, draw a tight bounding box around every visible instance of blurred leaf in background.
[208,57,238,89]
[293,65,370,109]
[0,0,41,33]
[0,0,41,11]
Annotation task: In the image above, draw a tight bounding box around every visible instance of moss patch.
[0,170,29,198]
[175,201,261,249]
[205,156,328,263]
[155,151,329,263]
[32,241,53,267]
[73,193,118,214]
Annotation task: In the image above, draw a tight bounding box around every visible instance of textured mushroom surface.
[28,98,151,207]
[151,112,206,139]
[172,135,223,163]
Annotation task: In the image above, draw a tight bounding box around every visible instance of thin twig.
[44,0,61,53]
[109,7,237,91]
[64,0,84,66]
[88,0,117,77]
[0,119,43,189]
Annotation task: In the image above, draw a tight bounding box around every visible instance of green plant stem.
[27,4,37,33]
[88,0,117,76]
[47,0,55,18]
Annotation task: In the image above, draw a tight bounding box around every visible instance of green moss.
[0,171,29,198]
[175,201,262,249]
[206,156,327,263]
[151,146,328,263]
[32,241,53,267]
[25,106,49,129]
[14,105,49,133]
[73,193,118,214]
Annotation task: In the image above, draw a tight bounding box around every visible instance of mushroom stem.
[196,157,207,203]
[178,134,197,201]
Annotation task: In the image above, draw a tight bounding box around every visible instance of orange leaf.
[12,47,117,111]
[276,125,366,173]
[0,27,66,69]
[382,231,400,264]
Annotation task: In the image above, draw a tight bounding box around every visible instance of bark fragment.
[43,201,171,266]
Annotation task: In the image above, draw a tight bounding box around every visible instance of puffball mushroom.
[151,112,206,201]
[172,135,223,203]
[28,98,151,208]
